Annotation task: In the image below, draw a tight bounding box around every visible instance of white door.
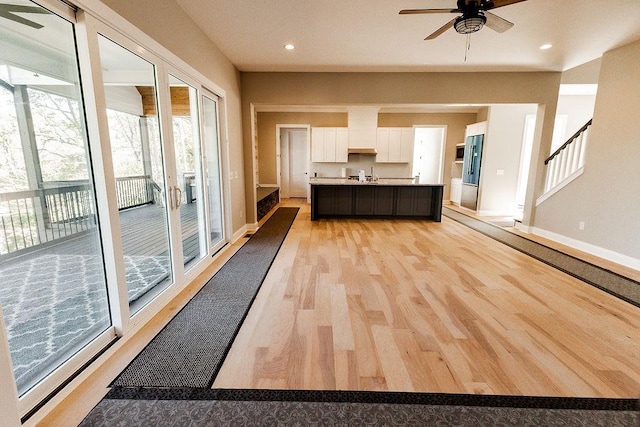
[288,129,308,197]
[412,127,446,184]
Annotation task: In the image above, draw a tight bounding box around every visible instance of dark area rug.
[442,207,640,308]
[110,207,299,388]
[81,389,640,426]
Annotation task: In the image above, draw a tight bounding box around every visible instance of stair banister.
[545,119,592,165]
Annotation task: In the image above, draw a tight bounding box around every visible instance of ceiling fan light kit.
[400,0,525,40]
[454,13,487,35]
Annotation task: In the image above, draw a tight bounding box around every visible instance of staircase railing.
[543,119,592,193]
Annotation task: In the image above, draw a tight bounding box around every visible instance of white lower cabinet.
[450,178,462,205]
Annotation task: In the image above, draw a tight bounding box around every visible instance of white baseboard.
[477,209,518,217]
[515,223,532,233]
[528,226,640,271]
[231,223,257,241]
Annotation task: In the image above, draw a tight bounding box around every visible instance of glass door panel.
[0,0,111,395]
[97,35,172,315]
[202,95,224,250]
[169,75,205,269]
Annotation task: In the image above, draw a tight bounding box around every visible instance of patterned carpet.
[82,389,640,426]
[0,253,169,393]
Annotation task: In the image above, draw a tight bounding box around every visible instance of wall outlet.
[496,169,504,176]
[579,221,585,230]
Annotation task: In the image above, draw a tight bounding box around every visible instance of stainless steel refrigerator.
[461,134,484,210]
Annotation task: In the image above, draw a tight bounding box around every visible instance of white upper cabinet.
[336,128,349,162]
[311,127,348,163]
[376,128,390,162]
[376,127,414,163]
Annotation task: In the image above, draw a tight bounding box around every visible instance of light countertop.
[309,177,444,186]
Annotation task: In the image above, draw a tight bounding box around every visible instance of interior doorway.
[278,126,309,198]
[515,114,568,220]
[412,126,446,184]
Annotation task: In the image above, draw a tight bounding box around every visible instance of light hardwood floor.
[40,199,640,425]
[445,203,640,282]
[214,200,640,398]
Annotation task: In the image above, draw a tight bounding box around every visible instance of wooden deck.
[2,202,201,264]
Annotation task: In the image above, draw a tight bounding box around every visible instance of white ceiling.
[175,0,640,73]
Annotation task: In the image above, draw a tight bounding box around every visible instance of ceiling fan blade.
[488,0,528,10]
[425,18,456,40]
[484,11,514,33]
[0,5,49,29]
[400,8,459,15]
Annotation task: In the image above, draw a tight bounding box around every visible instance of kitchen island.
[310,178,443,221]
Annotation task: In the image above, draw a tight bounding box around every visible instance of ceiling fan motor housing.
[454,12,487,34]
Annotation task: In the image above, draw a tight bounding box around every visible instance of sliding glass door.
[0,0,111,396]
[168,75,207,271]
[202,94,225,251]
[97,35,173,314]
[0,1,229,417]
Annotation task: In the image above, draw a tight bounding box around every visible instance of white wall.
[534,39,640,263]
[478,104,538,216]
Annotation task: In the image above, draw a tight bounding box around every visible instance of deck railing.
[116,175,158,210]
[1,175,161,257]
[1,182,96,256]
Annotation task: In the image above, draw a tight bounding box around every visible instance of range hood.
[347,106,378,154]
[348,147,378,155]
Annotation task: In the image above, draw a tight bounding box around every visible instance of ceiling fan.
[400,0,528,40]
[0,3,49,29]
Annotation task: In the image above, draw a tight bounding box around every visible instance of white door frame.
[412,125,448,184]
[275,124,311,201]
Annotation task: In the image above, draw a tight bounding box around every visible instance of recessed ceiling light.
[284,44,295,50]
[540,44,552,50]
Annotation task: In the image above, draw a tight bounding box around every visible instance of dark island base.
[311,184,443,221]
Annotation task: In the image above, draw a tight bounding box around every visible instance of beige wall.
[99,0,246,234]
[257,112,347,184]
[256,111,476,199]
[241,71,562,223]
[561,58,601,84]
[535,39,640,260]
